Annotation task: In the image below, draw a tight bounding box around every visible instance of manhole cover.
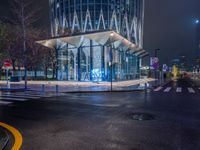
[131,113,155,121]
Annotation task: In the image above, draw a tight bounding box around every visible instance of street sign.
[3,59,12,89]
[150,57,159,70]
[3,59,12,68]
[163,64,168,72]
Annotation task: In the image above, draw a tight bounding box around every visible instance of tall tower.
[49,0,145,47]
[37,0,147,81]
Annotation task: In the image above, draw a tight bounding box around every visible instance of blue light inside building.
[37,0,148,82]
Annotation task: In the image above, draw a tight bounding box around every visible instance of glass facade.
[49,0,145,81]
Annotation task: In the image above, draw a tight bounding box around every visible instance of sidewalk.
[0,78,155,92]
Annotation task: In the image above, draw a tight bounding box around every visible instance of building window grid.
[51,0,143,81]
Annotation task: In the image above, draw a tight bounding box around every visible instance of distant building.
[179,55,188,71]
[37,0,148,81]
[171,56,188,72]
[171,59,180,67]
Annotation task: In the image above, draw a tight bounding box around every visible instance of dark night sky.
[1,0,200,65]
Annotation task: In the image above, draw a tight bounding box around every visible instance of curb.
[28,88,145,94]
[0,122,23,150]
[62,89,144,94]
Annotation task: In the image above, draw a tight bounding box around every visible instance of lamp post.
[154,48,160,86]
[195,19,200,68]
[147,54,151,77]
[110,33,114,91]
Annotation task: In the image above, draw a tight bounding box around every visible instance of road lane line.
[0,101,12,105]
[89,103,120,107]
[0,122,23,150]
[0,97,28,101]
[9,93,52,98]
[2,93,42,97]
[164,87,171,92]
[1,95,39,99]
[154,86,163,92]
[176,87,182,93]
[188,88,195,93]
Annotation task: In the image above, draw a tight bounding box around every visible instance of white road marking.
[176,87,182,93]
[0,101,12,105]
[164,87,172,92]
[154,86,163,92]
[188,88,195,93]
[3,93,42,97]
[0,97,27,101]
[19,92,52,97]
[90,104,120,107]
[1,95,39,99]
[2,92,53,99]
[20,94,51,98]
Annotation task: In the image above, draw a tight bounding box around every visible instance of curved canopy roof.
[36,30,148,57]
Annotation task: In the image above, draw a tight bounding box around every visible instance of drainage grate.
[131,113,155,121]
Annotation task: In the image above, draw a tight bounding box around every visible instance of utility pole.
[154,49,160,86]
[110,33,114,91]
[147,54,151,77]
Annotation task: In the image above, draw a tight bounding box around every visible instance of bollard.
[145,82,148,93]
[42,84,45,93]
[56,85,59,93]
[8,81,10,89]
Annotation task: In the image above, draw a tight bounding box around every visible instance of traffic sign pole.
[3,59,12,89]
[6,68,9,88]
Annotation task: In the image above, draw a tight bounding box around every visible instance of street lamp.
[154,48,160,86]
[109,32,114,91]
[194,18,200,58]
[195,19,199,24]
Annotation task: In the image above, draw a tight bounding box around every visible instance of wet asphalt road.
[0,79,200,150]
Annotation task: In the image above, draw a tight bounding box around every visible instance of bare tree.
[9,0,40,89]
[0,22,9,79]
[26,28,50,79]
[43,46,57,79]
[0,22,7,65]
[4,25,24,71]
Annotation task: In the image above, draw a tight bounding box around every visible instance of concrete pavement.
[0,78,155,92]
[0,78,199,149]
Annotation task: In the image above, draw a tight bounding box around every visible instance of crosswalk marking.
[13,92,53,98]
[0,94,40,99]
[0,97,27,101]
[164,87,171,92]
[3,93,42,97]
[154,86,163,92]
[0,101,12,105]
[2,93,52,98]
[0,91,57,106]
[153,86,199,94]
[176,87,182,93]
[188,88,195,93]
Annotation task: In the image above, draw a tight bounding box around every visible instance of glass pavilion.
[37,0,148,82]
